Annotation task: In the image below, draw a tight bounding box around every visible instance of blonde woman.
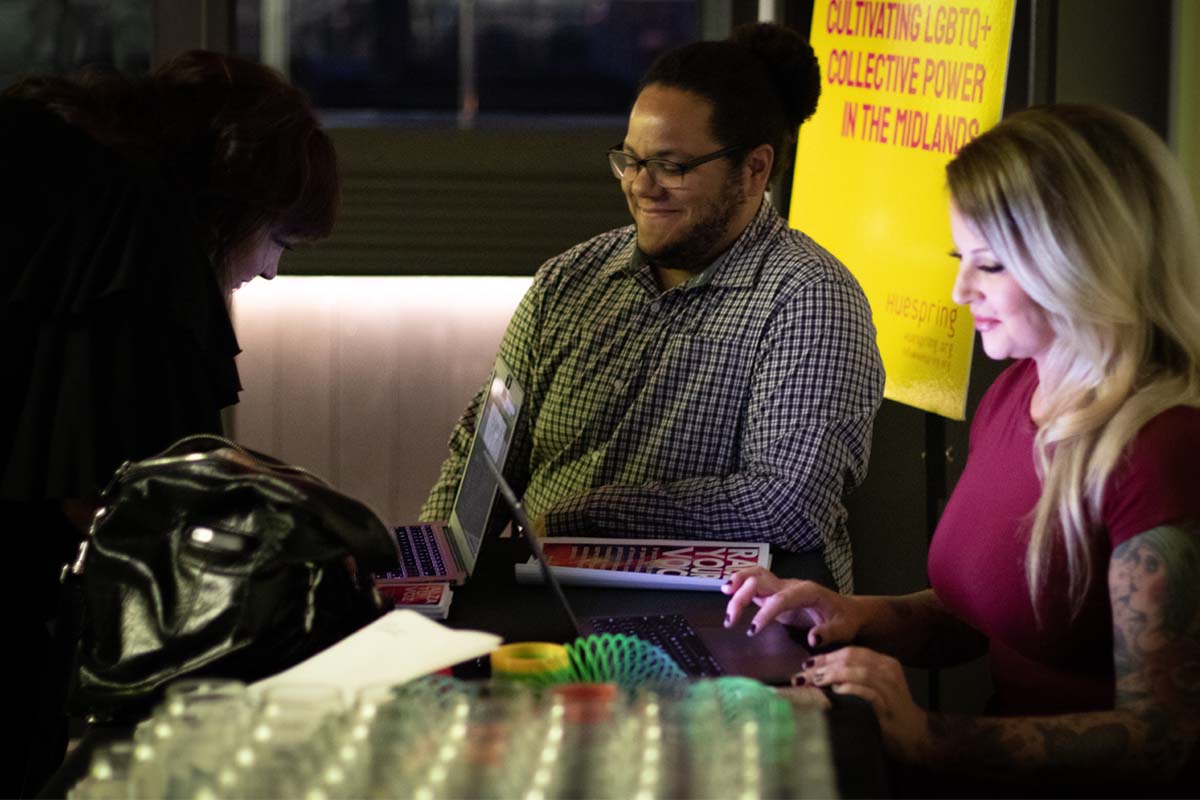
[724,104,1200,793]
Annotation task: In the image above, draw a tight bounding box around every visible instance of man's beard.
[640,175,746,273]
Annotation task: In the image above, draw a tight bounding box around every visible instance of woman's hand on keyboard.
[721,566,866,649]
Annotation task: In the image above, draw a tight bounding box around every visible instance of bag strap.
[149,434,330,485]
[58,508,102,721]
[154,433,281,465]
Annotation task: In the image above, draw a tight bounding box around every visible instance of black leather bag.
[63,434,399,720]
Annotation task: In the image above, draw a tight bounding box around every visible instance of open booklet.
[251,611,500,701]
[513,537,772,591]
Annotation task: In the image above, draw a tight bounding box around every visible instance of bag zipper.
[304,563,324,632]
[67,436,332,583]
[61,506,107,582]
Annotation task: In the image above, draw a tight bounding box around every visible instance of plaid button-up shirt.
[421,201,883,591]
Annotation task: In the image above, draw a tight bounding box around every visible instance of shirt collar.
[705,200,780,290]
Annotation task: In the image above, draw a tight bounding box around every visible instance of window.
[0,0,151,85]
[236,0,699,117]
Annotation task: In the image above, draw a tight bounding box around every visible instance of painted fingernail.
[802,658,815,669]
[792,675,807,686]
[748,622,758,636]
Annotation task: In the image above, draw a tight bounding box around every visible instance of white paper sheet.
[251,610,501,701]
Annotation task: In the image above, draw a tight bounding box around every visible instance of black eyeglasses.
[607,144,747,189]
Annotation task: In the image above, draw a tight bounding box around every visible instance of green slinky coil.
[683,676,798,766]
[564,633,688,692]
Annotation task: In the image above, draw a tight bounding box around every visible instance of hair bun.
[730,23,821,126]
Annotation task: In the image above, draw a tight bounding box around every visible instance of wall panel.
[231,277,530,524]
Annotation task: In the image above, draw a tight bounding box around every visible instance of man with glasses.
[423,23,883,592]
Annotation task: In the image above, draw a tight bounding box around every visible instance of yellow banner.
[790,0,1015,419]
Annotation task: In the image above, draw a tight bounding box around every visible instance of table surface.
[43,538,890,799]
[442,534,890,799]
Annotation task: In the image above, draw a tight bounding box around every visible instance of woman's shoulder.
[1133,403,1200,438]
[1121,405,1200,482]
[1104,404,1200,546]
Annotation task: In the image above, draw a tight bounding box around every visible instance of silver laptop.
[374,355,522,586]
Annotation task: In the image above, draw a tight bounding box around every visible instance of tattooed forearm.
[914,524,1200,785]
[1035,721,1130,768]
[1109,524,1200,779]
[1136,705,1186,775]
[1111,525,1200,709]
[868,591,988,668]
[924,709,1175,785]
[925,713,1028,773]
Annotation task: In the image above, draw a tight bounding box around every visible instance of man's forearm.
[542,474,829,546]
[418,388,485,521]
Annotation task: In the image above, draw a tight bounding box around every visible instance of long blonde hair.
[947,105,1200,618]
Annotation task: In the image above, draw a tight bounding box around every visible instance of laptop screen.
[447,356,523,574]
[476,415,582,636]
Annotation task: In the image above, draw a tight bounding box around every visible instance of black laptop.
[472,372,812,684]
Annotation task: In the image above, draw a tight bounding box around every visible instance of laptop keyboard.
[588,613,724,677]
[395,525,447,577]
